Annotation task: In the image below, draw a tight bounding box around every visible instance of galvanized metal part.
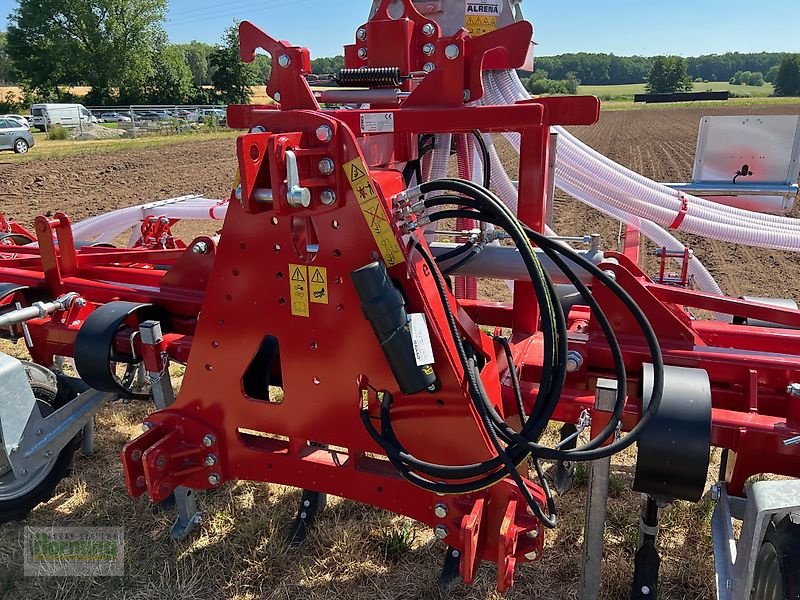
[580,379,617,600]
[713,480,800,600]
[169,486,202,541]
[285,150,311,208]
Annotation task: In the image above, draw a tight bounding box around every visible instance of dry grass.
[0,331,721,600]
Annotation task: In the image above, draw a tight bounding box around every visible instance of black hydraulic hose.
[434,239,475,264]
[441,248,480,277]
[422,200,664,460]
[471,130,491,189]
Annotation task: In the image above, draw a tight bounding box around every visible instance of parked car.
[0,118,35,154]
[100,112,132,123]
[1,114,30,129]
[186,108,227,123]
[30,104,98,130]
[134,111,172,122]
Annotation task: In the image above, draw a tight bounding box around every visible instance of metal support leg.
[169,486,202,541]
[81,419,94,456]
[580,379,618,600]
[554,422,578,494]
[632,496,662,599]
[139,320,198,539]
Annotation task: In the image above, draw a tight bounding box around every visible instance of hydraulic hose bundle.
[361,178,665,528]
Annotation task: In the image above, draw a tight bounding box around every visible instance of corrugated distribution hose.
[491,70,800,250]
[482,70,726,300]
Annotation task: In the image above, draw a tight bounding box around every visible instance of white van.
[30,104,98,131]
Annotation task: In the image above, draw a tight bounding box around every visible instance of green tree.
[6,0,167,102]
[142,37,193,104]
[774,55,800,97]
[746,71,764,86]
[646,56,693,93]
[0,32,13,84]
[253,54,272,86]
[210,24,259,104]
[765,65,780,83]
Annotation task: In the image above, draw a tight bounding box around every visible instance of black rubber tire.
[0,369,81,523]
[751,516,800,600]
[13,138,29,154]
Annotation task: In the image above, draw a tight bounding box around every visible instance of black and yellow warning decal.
[309,266,328,304]
[289,263,310,317]
[342,157,404,268]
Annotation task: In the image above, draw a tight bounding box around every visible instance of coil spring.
[336,67,402,88]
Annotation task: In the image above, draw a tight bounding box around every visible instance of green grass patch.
[4,129,237,163]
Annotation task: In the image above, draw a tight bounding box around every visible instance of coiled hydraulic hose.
[361,178,665,528]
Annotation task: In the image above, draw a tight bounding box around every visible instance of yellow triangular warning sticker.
[291,267,305,282]
[349,163,367,182]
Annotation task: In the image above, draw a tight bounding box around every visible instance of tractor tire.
[751,515,800,600]
[0,363,82,523]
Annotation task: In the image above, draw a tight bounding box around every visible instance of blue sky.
[1,0,799,57]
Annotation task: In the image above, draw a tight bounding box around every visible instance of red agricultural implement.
[1,1,799,598]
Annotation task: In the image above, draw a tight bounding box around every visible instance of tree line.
[1,0,270,109]
[533,51,789,86]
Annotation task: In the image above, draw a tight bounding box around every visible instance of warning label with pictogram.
[309,266,328,304]
[342,157,405,268]
[289,264,309,317]
[466,0,501,36]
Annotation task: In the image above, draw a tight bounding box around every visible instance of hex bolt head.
[192,514,203,525]
[566,350,584,373]
[603,269,617,281]
[463,89,471,102]
[434,525,448,539]
[75,297,87,307]
[527,528,540,539]
[142,421,154,432]
[422,43,435,56]
[320,189,336,205]
[315,125,333,142]
[278,54,291,68]
[273,91,281,103]
[207,473,220,486]
[524,549,539,560]
[641,586,651,596]
[434,503,448,518]
[423,62,435,73]
[202,434,216,448]
[787,383,800,397]
[318,158,335,175]
[204,454,217,467]
[356,27,367,41]
[192,241,208,255]
[444,44,460,60]
[422,23,436,36]
[357,47,368,60]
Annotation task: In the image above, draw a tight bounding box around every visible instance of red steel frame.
[1,0,799,591]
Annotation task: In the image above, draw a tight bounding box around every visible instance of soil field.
[1,103,800,600]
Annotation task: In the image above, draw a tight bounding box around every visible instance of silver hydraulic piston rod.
[0,293,80,329]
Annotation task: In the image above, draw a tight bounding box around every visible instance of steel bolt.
[524,549,539,560]
[434,503,448,518]
[566,350,584,373]
[300,511,308,520]
[192,514,203,525]
[202,434,216,448]
[787,383,800,397]
[204,454,217,467]
[303,500,311,508]
[208,473,220,486]
[422,23,436,37]
[603,269,617,281]
[463,89,471,102]
[278,54,291,68]
[434,525,448,539]
[274,91,281,103]
[423,62,435,73]
[192,241,208,255]
[142,422,154,432]
[451,549,460,558]
[444,44,460,60]
[357,47,368,60]
[422,43,435,56]
[356,27,367,41]
[315,125,333,142]
[318,158,335,175]
[320,189,336,206]
[527,528,539,539]
[641,586,651,596]
[75,298,87,308]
